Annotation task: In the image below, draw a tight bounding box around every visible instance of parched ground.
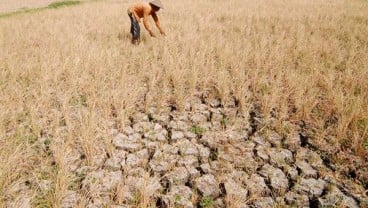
[55,92,367,208]
[0,0,61,13]
[5,91,368,207]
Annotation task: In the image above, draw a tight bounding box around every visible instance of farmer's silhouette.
[127,0,166,44]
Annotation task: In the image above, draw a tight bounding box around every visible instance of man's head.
[149,0,163,12]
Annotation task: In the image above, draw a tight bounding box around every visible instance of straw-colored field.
[0,0,367,207]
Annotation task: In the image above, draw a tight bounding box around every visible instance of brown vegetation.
[0,0,367,206]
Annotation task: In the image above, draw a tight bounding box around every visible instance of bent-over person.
[127,0,166,44]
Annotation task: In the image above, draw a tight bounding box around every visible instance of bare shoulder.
[142,2,152,12]
[129,2,147,9]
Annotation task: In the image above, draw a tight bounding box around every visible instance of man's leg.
[129,14,140,44]
[129,15,134,35]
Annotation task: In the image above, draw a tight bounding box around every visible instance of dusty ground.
[5,91,368,207]
[58,92,367,207]
[0,0,62,13]
[46,93,368,208]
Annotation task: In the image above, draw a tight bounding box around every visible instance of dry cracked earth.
[13,92,368,208]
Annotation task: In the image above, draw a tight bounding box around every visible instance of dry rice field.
[0,0,367,207]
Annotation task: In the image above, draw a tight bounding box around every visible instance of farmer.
[127,0,166,44]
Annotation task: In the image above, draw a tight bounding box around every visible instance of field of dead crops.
[0,0,367,207]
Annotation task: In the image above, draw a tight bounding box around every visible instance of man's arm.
[152,12,165,35]
[143,10,155,37]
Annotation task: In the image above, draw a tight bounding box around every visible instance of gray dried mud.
[66,93,367,207]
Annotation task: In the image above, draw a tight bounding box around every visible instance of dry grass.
[0,0,368,206]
